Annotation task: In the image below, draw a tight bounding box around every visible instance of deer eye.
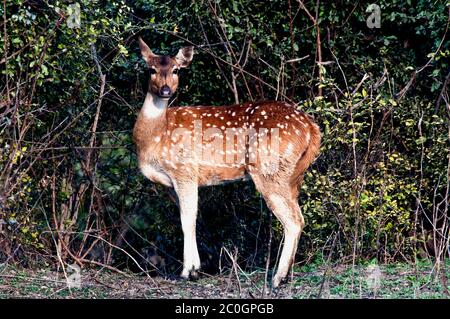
[149,68,157,75]
[173,68,179,75]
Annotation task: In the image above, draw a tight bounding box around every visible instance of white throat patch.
[142,92,168,118]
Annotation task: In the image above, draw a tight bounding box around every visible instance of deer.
[133,37,321,288]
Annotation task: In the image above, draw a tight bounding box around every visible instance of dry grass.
[0,260,449,299]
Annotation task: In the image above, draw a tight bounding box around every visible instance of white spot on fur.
[305,132,310,144]
[285,143,294,157]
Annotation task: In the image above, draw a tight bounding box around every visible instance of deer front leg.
[174,182,201,279]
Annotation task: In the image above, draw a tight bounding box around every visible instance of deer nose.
[159,85,172,98]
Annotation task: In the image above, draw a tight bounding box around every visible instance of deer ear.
[138,37,156,64]
[175,46,194,68]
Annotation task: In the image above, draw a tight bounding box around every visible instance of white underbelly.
[140,163,173,187]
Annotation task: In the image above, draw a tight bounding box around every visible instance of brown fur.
[134,101,320,186]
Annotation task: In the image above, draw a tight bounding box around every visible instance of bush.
[0,0,448,274]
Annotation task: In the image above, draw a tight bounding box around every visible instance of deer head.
[138,37,194,100]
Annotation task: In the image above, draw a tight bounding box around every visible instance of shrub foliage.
[0,0,449,274]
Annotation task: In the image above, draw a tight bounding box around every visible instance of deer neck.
[134,92,168,156]
[142,92,168,119]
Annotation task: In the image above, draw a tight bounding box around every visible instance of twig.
[86,44,106,171]
[223,247,242,297]
[286,55,310,63]
[297,0,323,96]
[262,212,273,297]
[2,0,9,104]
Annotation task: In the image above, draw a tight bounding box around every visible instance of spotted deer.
[133,37,321,287]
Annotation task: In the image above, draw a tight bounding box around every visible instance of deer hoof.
[189,270,199,280]
[181,267,200,280]
[272,274,287,289]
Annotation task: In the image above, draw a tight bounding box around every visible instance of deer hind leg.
[252,176,305,288]
[173,182,201,279]
[271,195,304,287]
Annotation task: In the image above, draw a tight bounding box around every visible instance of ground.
[0,261,449,299]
